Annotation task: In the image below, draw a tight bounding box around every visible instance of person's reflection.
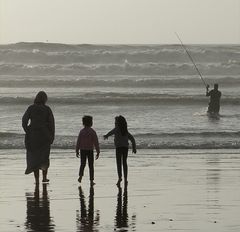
[25,183,55,231]
[76,186,100,232]
[206,156,221,212]
[115,185,128,229]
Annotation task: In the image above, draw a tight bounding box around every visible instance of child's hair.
[116,115,128,136]
[82,115,93,127]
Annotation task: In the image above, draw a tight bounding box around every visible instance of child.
[76,115,100,185]
[104,115,136,186]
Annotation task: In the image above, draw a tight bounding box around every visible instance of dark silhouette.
[76,115,100,185]
[25,184,55,231]
[22,91,55,184]
[76,186,100,232]
[206,83,221,114]
[104,115,136,186]
[115,186,128,229]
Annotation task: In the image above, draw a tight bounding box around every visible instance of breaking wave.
[0,75,240,88]
[1,131,240,150]
[0,61,240,76]
[1,43,240,76]
[1,93,240,105]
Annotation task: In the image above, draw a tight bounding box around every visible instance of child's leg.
[122,148,129,183]
[79,150,87,181]
[116,148,122,184]
[87,150,94,182]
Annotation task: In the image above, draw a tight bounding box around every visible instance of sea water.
[0,43,240,149]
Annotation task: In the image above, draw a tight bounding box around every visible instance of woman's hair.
[34,91,48,105]
[116,115,128,136]
[82,115,93,127]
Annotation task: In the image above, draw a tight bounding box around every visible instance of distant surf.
[0,43,239,150]
[1,131,240,150]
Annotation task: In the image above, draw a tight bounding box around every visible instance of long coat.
[22,104,55,174]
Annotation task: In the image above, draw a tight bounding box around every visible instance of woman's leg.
[42,169,49,182]
[34,170,39,184]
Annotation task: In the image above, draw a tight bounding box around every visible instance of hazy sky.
[0,0,240,44]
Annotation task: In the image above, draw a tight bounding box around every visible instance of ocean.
[0,43,240,150]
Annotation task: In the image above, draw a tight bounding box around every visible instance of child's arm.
[128,132,137,153]
[103,128,116,140]
[75,132,81,158]
[93,131,100,159]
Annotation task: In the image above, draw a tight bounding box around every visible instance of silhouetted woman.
[104,115,136,186]
[22,91,55,184]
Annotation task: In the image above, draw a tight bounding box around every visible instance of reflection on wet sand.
[206,156,221,212]
[115,186,136,231]
[76,186,100,232]
[25,184,55,232]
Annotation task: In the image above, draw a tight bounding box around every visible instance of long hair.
[116,115,128,136]
[34,91,48,105]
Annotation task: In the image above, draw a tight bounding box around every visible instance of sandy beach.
[1,0,239,231]
[1,149,240,232]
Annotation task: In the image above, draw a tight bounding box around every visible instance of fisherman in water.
[206,83,221,114]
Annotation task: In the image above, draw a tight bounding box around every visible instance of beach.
[0,43,240,231]
[1,148,240,232]
[1,1,240,230]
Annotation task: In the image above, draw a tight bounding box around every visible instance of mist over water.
[0,43,240,149]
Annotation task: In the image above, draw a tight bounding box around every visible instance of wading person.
[206,83,221,114]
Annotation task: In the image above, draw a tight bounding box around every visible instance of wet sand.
[1,149,240,232]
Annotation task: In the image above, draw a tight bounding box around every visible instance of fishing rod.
[175,32,208,88]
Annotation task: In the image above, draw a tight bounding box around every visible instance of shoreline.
[1,149,240,231]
